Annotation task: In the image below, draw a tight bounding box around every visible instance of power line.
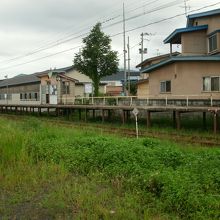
[0,46,81,71]
[1,1,220,71]
[111,2,220,37]
[103,0,186,30]
[0,0,153,65]
[0,0,186,67]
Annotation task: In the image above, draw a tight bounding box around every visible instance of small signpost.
[84,83,93,94]
[132,108,139,139]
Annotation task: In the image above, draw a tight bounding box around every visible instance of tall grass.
[0,116,220,219]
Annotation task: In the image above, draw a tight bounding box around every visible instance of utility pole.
[4,75,8,105]
[127,36,131,95]
[140,33,144,63]
[123,2,127,96]
[140,33,149,63]
[184,0,188,17]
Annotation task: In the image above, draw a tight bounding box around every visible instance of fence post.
[130,97,133,106]
[147,97,149,106]
[116,97,119,105]
[103,97,106,105]
[211,95,213,107]
[92,97,94,105]
[186,96,189,107]
[165,96,168,106]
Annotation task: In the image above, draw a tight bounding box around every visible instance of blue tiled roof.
[164,25,208,44]
[187,8,220,27]
[141,56,220,73]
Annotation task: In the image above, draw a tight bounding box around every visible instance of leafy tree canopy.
[73,23,119,96]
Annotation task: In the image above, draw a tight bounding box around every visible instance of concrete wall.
[141,61,220,97]
[181,30,207,55]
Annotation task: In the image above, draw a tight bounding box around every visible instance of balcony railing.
[72,95,220,107]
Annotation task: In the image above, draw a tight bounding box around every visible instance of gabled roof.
[136,52,180,68]
[0,66,75,88]
[35,66,75,77]
[0,74,40,88]
[164,25,208,44]
[187,8,220,27]
[141,56,220,73]
[57,73,79,82]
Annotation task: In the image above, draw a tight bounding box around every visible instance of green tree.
[73,23,119,96]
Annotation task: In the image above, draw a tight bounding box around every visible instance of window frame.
[62,81,70,95]
[209,34,218,53]
[203,76,220,92]
[160,80,171,93]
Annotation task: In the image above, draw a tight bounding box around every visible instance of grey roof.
[34,66,75,77]
[0,74,40,88]
[136,52,180,68]
[101,71,140,81]
[141,56,220,73]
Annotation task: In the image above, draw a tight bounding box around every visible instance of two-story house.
[137,8,220,98]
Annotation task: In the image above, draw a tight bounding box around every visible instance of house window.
[203,76,220,91]
[35,93,38,100]
[62,81,70,94]
[160,80,171,93]
[209,34,217,53]
[20,93,23,100]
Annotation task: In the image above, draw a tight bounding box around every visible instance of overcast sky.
[0,0,219,78]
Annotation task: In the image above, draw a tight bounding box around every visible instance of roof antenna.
[184,0,188,17]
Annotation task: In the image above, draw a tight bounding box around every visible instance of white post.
[135,115,139,139]
[130,97,133,106]
[116,97,119,105]
[211,95,213,107]
[186,96,189,107]
[165,96,168,106]
[123,3,127,95]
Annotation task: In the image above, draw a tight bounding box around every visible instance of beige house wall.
[0,94,41,105]
[193,15,220,34]
[66,69,92,83]
[190,15,220,55]
[181,30,207,55]
[66,69,106,96]
[137,82,149,97]
[147,61,220,97]
[0,83,40,94]
[0,83,41,105]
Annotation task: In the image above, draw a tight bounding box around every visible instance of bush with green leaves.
[26,126,220,219]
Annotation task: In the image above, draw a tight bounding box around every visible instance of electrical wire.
[0,1,220,71]
[0,0,183,66]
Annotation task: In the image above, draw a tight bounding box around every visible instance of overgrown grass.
[0,116,219,219]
